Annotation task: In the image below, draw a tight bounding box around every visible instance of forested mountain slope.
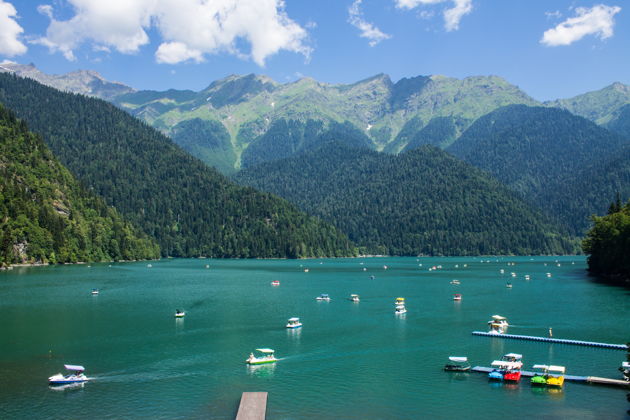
[113,73,537,172]
[0,104,159,266]
[235,142,577,256]
[0,73,355,259]
[447,105,630,234]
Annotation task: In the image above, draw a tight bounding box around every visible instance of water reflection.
[48,382,85,393]
[530,386,564,399]
[286,327,301,341]
[246,363,276,378]
[175,317,185,334]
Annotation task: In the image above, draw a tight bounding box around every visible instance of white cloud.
[348,0,391,47]
[0,0,27,56]
[545,10,562,20]
[395,0,472,31]
[541,4,621,46]
[34,0,311,66]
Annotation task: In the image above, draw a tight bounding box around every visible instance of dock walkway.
[472,331,628,350]
[236,392,267,420]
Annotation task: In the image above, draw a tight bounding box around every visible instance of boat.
[488,360,521,381]
[91,288,99,295]
[394,297,406,314]
[453,294,462,301]
[531,364,549,386]
[316,294,331,301]
[48,365,89,385]
[174,309,185,318]
[444,356,471,372]
[487,315,509,334]
[545,365,566,387]
[286,317,302,329]
[501,353,523,381]
[506,282,513,288]
[619,361,630,382]
[531,364,566,387]
[350,294,360,302]
[304,268,309,273]
[450,279,460,285]
[246,348,277,365]
[271,280,280,286]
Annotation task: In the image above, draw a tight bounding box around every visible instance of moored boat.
[286,317,302,329]
[444,356,471,372]
[48,365,89,385]
[246,348,277,365]
[316,294,330,301]
[531,364,565,387]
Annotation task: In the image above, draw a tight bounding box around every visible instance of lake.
[0,256,628,419]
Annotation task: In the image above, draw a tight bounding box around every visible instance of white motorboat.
[487,315,509,334]
[246,348,278,365]
[453,294,462,301]
[91,288,99,295]
[48,365,89,385]
[174,309,185,318]
[286,317,302,329]
[316,294,331,301]
[350,294,360,302]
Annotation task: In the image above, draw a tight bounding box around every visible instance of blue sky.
[0,0,627,100]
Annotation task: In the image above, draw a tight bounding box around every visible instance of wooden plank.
[236,392,268,420]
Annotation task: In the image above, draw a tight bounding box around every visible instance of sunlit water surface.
[1,257,628,419]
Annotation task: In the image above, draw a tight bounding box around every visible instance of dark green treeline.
[0,104,159,265]
[582,197,630,284]
[236,142,578,256]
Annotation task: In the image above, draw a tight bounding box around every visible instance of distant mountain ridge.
[0,62,135,100]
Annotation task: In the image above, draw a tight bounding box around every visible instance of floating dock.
[471,366,629,388]
[472,331,628,350]
[236,392,267,420]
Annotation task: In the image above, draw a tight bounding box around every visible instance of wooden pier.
[471,366,629,388]
[472,331,628,350]
[236,392,268,420]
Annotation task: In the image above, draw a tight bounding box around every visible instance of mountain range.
[1,63,629,258]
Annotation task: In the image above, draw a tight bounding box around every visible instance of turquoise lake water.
[0,256,628,419]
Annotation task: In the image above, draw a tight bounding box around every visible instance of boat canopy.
[396,297,405,300]
[320,294,329,297]
[64,364,85,371]
[622,362,630,368]
[491,315,507,320]
[548,365,566,374]
[532,364,549,370]
[491,361,521,369]
[288,317,300,322]
[256,348,275,353]
[350,294,359,297]
[448,356,468,362]
[503,353,523,360]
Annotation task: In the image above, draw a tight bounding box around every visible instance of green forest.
[0,73,356,259]
[447,104,630,234]
[236,141,578,256]
[0,104,159,266]
[582,197,630,284]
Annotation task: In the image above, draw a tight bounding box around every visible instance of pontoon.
[246,348,278,365]
[286,317,302,329]
[48,365,89,385]
[444,356,471,372]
